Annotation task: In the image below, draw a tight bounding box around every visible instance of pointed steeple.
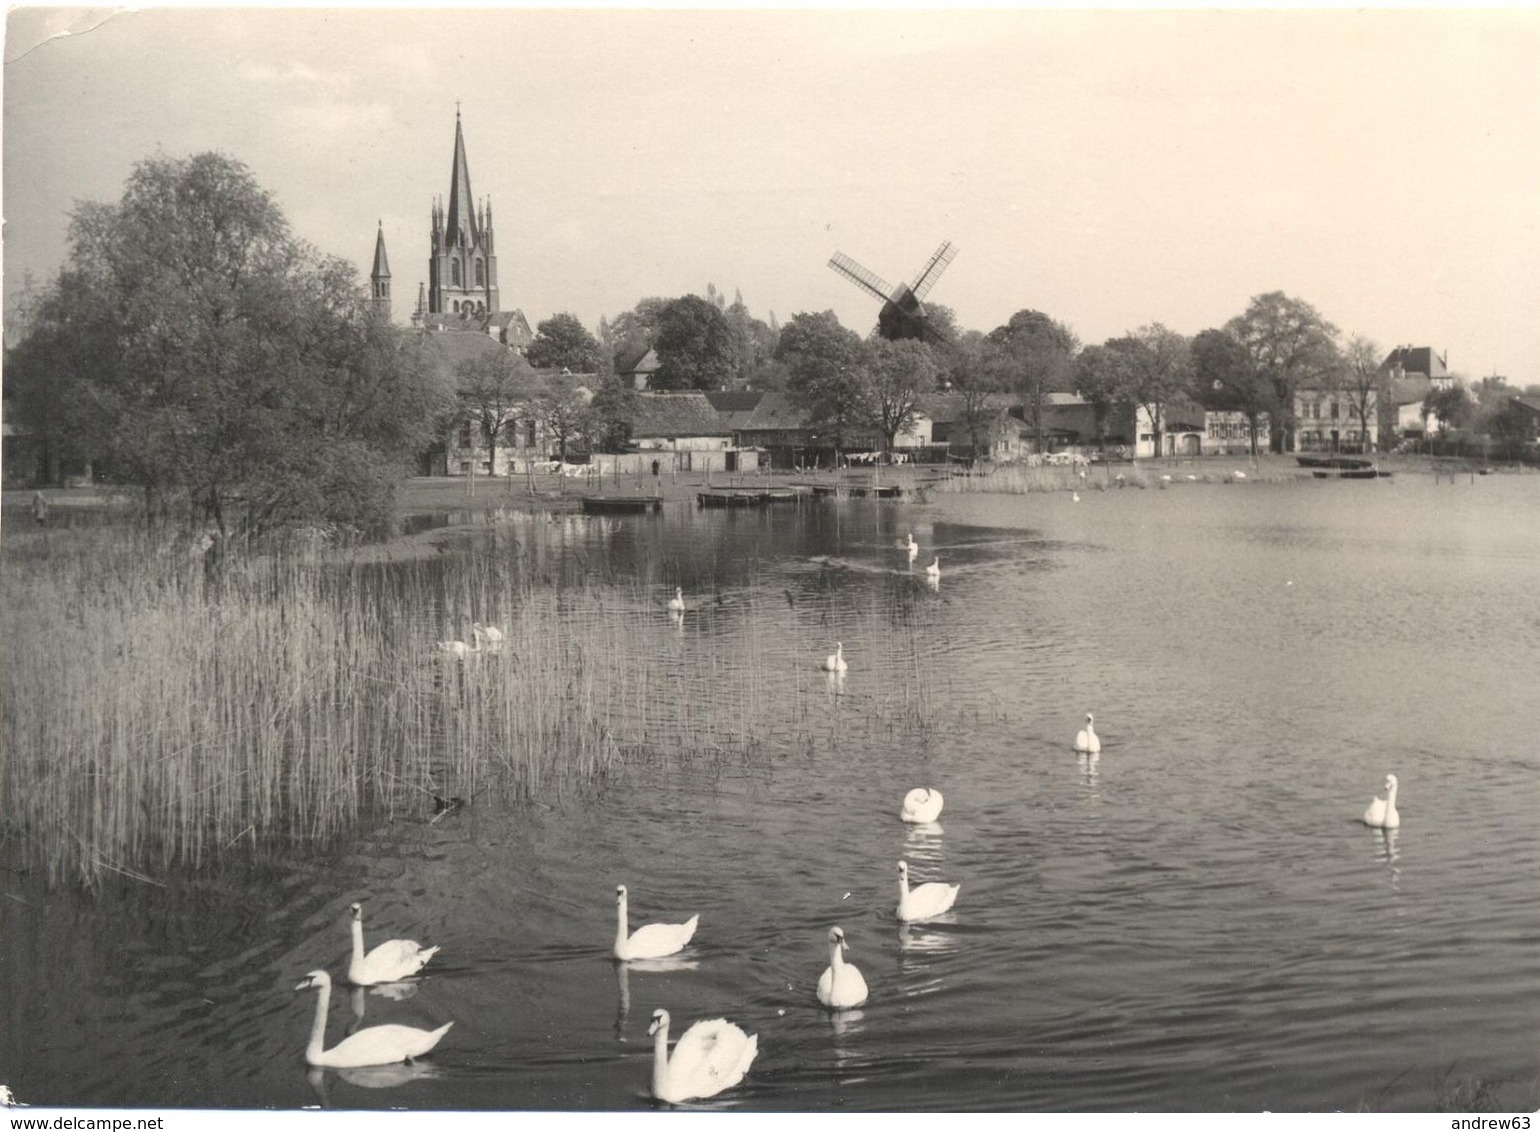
[444,107,479,251]
[371,221,392,280]
[369,221,392,318]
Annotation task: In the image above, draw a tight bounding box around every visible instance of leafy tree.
[1224,291,1340,452]
[1425,384,1474,438]
[601,296,669,370]
[1485,398,1535,459]
[1103,325,1192,458]
[7,152,442,535]
[865,337,940,451]
[1073,342,1133,453]
[652,294,735,391]
[723,289,779,386]
[943,330,1010,458]
[586,376,639,453]
[531,371,593,464]
[1190,327,1273,457]
[777,310,869,456]
[986,310,1079,453]
[456,346,536,474]
[527,312,603,373]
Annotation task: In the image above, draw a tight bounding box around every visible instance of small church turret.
[370,221,392,320]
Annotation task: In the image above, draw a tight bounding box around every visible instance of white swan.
[615,885,699,961]
[348,901,440,986]
[823,642,847,673]
[925,557,941,579]
[648,1008,758,1104]
[1074,712,1101,754]
[295,970,452,1069]
[900,787,944,824]
[436,639,479,660]
[896,859,959,923]
[904,532,919,562]
[816,926,869,1010]
[668,587,686,613]
[1362,773,1401,829]
[471,622,504,653]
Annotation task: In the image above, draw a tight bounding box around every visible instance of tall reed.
[2,523,946,889]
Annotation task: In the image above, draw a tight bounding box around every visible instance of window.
[451,259,461,287]
[458,421,472,447]
[524,420,536,447]
[475,259,485,286]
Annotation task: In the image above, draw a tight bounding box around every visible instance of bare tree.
[1342,336,1381,452]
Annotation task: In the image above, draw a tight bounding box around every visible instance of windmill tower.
[827,240,958,344]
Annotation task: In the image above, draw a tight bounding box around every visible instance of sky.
[4,6,1540,382]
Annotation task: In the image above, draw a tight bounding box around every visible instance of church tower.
[370,221,391,320]
[428,109,499,317]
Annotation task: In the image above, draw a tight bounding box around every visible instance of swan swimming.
[614,884,699,961]
[1362,773,1401,829]
[295,970,452,1069]
[348,901,440,986]
[823,642,848,673]
[1073,712,1101,754]
[900,788,944,824]
[816,927,869,1010]
[648,1008,758,1104]
[896,859,959,923]
[668,587,686,613]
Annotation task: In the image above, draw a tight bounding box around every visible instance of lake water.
[3,472,1538,1113]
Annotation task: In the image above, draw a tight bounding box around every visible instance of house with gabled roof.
[625,392,759,474]
[615,346,661,391]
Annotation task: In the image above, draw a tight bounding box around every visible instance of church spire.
[370,221,391,319]
[444,106,478,251]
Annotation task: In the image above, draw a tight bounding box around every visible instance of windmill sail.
[911,241,958,300]
[828,252,898,304]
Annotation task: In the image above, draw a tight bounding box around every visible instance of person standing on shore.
[32,491,48,527]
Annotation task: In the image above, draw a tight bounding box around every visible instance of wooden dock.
[581,495,664,514]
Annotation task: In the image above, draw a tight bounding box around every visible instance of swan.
[648,1008,758,1104]
[1073,712,1101,754]
[1362,773,1401,829]
[615,885,699,961]
[471,622,504,653]
[900,787,944,824]
[896,859,959,923]
[1072,491,1080,502]
[823,642,847,673]
[816,927,869,1010]
[668,587,686,613]
[436,639,479,660]
[904,532,919,562]
[348,901,440,986]
[925,557,941,579]
[295,970,452,1068]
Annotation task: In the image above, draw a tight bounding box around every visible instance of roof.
[615,346,659,376]
[630,392,732,438]
[704,391,764,413]
[1378,346,1448,379]
[1164,397,1208,432]
[1511,396,1540,417]
[414,326,519,374]
[737,392,809,431]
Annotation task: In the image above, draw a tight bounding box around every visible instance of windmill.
[827,240,958,344]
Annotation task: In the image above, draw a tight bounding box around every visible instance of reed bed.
[2,524,946,890]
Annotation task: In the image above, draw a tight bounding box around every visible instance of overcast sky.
[5,6,1539,381]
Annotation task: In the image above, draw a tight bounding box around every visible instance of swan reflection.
[615,955,700,1040]
[902,822,945,860]
[1373,827,1401,890]
[825,671,846,697]
[1079,750,1100,786]
[925,573,940,593]
[897,920,957,957]
[828,1005,867,1050]
[307,1059,442,1105]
